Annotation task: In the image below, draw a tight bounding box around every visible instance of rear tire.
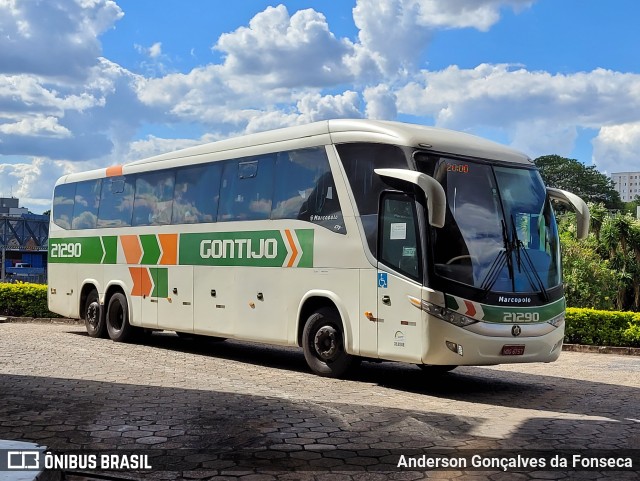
[106,292,135,342]
[302,307,355,378]
[84,289,106,338]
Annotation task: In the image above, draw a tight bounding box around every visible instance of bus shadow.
[69,329,640,423]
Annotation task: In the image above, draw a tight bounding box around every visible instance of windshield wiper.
[481,220,514,296]
[510,215,549,302]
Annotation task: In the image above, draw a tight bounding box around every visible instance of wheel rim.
[313,325,339,361]
[87,302,100,329]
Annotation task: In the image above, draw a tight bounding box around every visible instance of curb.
[562,343,640,356]
[0,316,82,325]
[1,317,639,356]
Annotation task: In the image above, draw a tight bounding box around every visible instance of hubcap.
[314,326,338,360]
[87,302,99,328]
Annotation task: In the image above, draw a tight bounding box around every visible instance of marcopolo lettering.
[498,296,532,304]
[200,238,278,260]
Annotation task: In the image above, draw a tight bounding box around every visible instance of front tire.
[106,292,135,342]
[84,289,106,338]
[302,307,355,378]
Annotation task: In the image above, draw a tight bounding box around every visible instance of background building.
[0,197,49,283]
[611,172,640,202]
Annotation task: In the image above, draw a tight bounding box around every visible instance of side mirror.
[374,168,446,228]
[547,188,590,240]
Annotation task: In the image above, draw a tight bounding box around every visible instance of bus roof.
[128,119,532,167]
[57,120,533,185]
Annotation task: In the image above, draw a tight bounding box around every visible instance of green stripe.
[49,237,103,264]
[140,234,161,265]
[102,236,117,264]
[50,229,315,269]
[445,294,565,323]
[481,297,565,323]
[150,268,168,298]
[295,229,314,268]
[179,229,314,267]
[446,296,460,311]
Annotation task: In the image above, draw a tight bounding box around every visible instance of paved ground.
[0,321,638,480]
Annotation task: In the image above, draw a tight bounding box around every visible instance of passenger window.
[53,183,76,229]
[336,143,409,253]
[173,163,221,224]
[72,179,102,229]
[379,194,421,281]
[97,176,135,228]
[272,148,345,234]
[218,156,274,221]
[132,171,175,226]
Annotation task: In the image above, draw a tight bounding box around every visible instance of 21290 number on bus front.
[50,242,82,258]
[503,312,540,323]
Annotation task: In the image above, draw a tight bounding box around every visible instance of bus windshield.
[423,157,561,294]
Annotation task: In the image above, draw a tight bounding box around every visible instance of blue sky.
[1,0,639,212]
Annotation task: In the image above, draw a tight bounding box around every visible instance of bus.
[48,120,589,377]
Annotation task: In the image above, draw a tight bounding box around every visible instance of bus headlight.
[408,296,478,327]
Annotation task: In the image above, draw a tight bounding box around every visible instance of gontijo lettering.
[200,238,278,259]
[179,229,314,268]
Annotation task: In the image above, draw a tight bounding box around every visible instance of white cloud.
[396,65,640,163]
[297,91,362,123]
[593,122,640,174]
[0,158,71,210]
[243,91,362,133]
[364,84,398,119]
[2,0,640,213]
[125,133,225,161]
[215,5,357,88]
[352,0,534,76]
[0,116,71,137]
[149,42,162,59]
[0,0,123,79]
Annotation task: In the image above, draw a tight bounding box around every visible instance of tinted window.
[53,183,76,229]
[97,176,135,228]
[218,156,274,221]
[72,179,101,229]
[272,148,345,233]
[336,143,409,253]
[173,163,222,224]
[132,171,175,226]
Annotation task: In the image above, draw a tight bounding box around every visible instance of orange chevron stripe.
[129,267,153,297]
[464,300,477,317]
[284,229,298,268]
[121,235,142,264]
[158,234,178,265]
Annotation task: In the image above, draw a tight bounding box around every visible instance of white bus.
[48,120,589,377]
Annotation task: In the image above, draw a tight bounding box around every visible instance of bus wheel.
[417,364,457,374]
[302,308,354,378]
[106,293,134,342]
[84,290,106,338]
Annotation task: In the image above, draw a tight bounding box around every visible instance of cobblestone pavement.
[0,321,638,480]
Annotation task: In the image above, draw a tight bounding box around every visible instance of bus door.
[377,192,424,362]
[157,266,194,332]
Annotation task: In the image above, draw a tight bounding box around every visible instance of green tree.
[559,229,619,310]
[534,155,622,209]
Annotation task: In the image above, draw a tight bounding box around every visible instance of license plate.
[501,345,525,356]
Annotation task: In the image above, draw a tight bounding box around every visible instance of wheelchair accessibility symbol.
[378,273,388,288]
